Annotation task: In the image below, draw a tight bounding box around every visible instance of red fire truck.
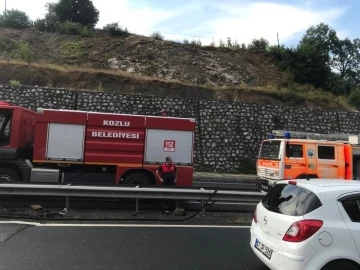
[0,101,196,186]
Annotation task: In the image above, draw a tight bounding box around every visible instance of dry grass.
[228,83,354,111]
[0,60,354,111]
[0,59,186,85]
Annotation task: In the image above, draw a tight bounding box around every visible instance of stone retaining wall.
[1,85,359,173]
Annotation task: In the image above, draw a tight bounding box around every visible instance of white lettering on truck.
[92,131,139,139]
[103,120,130,127]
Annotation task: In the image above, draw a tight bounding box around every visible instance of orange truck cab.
[256,130,360,191]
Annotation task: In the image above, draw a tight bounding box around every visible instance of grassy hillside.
[0,27,354,110]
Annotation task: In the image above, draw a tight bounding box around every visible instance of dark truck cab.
[0,101,36,181]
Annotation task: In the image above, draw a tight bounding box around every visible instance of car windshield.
[261,183,322,216]
[258,140,281,160]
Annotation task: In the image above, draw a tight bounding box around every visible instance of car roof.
[278,179,360,199]
[279,179,360,187]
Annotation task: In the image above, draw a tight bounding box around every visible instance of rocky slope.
[0,27,281,88]
[0,27,352,110]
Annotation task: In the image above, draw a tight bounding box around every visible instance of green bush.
[150,31,164,40]
[248,38,270,51]
[9,80,21,86]
[58,21,92,37]
[33,18,60,33]
[33,19,47,31]
[12,41,35,65]
[97,82,103,92]
[33,18,92,37]
[324,73,352,95]
[103,22,128,36]
[349,88,360,108]
[61,41,86,60]
[189,39,202,46]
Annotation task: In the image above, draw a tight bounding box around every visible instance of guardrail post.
[136,198,139,214]
[135,186,140,214]
[65,196,70,213]
[200,188,206,216]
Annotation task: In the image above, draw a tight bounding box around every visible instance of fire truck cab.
[256,130,360,191]
[0,101,196,186]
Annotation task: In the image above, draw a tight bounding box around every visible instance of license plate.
[254,239,273,259]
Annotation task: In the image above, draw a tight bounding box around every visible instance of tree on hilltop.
[44,2,59,24]
[298,22,360,93]
[34,3,62,32]
[54,0,99,28]
[331,38,360,81]
[299,23,338,66]
[267,22,360,95]
[248,38,270,51]
[0,9,31,29]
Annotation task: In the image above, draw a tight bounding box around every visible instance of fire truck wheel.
[123,173,153,185]
[0,168,21,182]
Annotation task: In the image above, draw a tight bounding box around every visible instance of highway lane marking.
[0,221,42,226]
[0,221,251,228]
[36,224,252,228]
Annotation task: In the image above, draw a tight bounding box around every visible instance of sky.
[0,0,358,47]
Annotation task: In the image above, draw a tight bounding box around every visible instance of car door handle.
[300,164,306,166]
[333,165,338,168]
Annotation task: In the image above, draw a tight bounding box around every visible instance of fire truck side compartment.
[144,129,194,165]
[46,123,86,162]
[30,168,60,183]
[144,116,195,165]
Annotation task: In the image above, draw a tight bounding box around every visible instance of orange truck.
[256,130,360,191]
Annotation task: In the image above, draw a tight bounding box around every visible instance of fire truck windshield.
[259,140,281,161]
[0,110,12,146]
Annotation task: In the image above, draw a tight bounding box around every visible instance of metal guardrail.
[0,183,266,214]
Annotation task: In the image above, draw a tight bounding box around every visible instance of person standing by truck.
[156,156,178,213]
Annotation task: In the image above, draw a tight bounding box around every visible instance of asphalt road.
[0,224,268,270]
